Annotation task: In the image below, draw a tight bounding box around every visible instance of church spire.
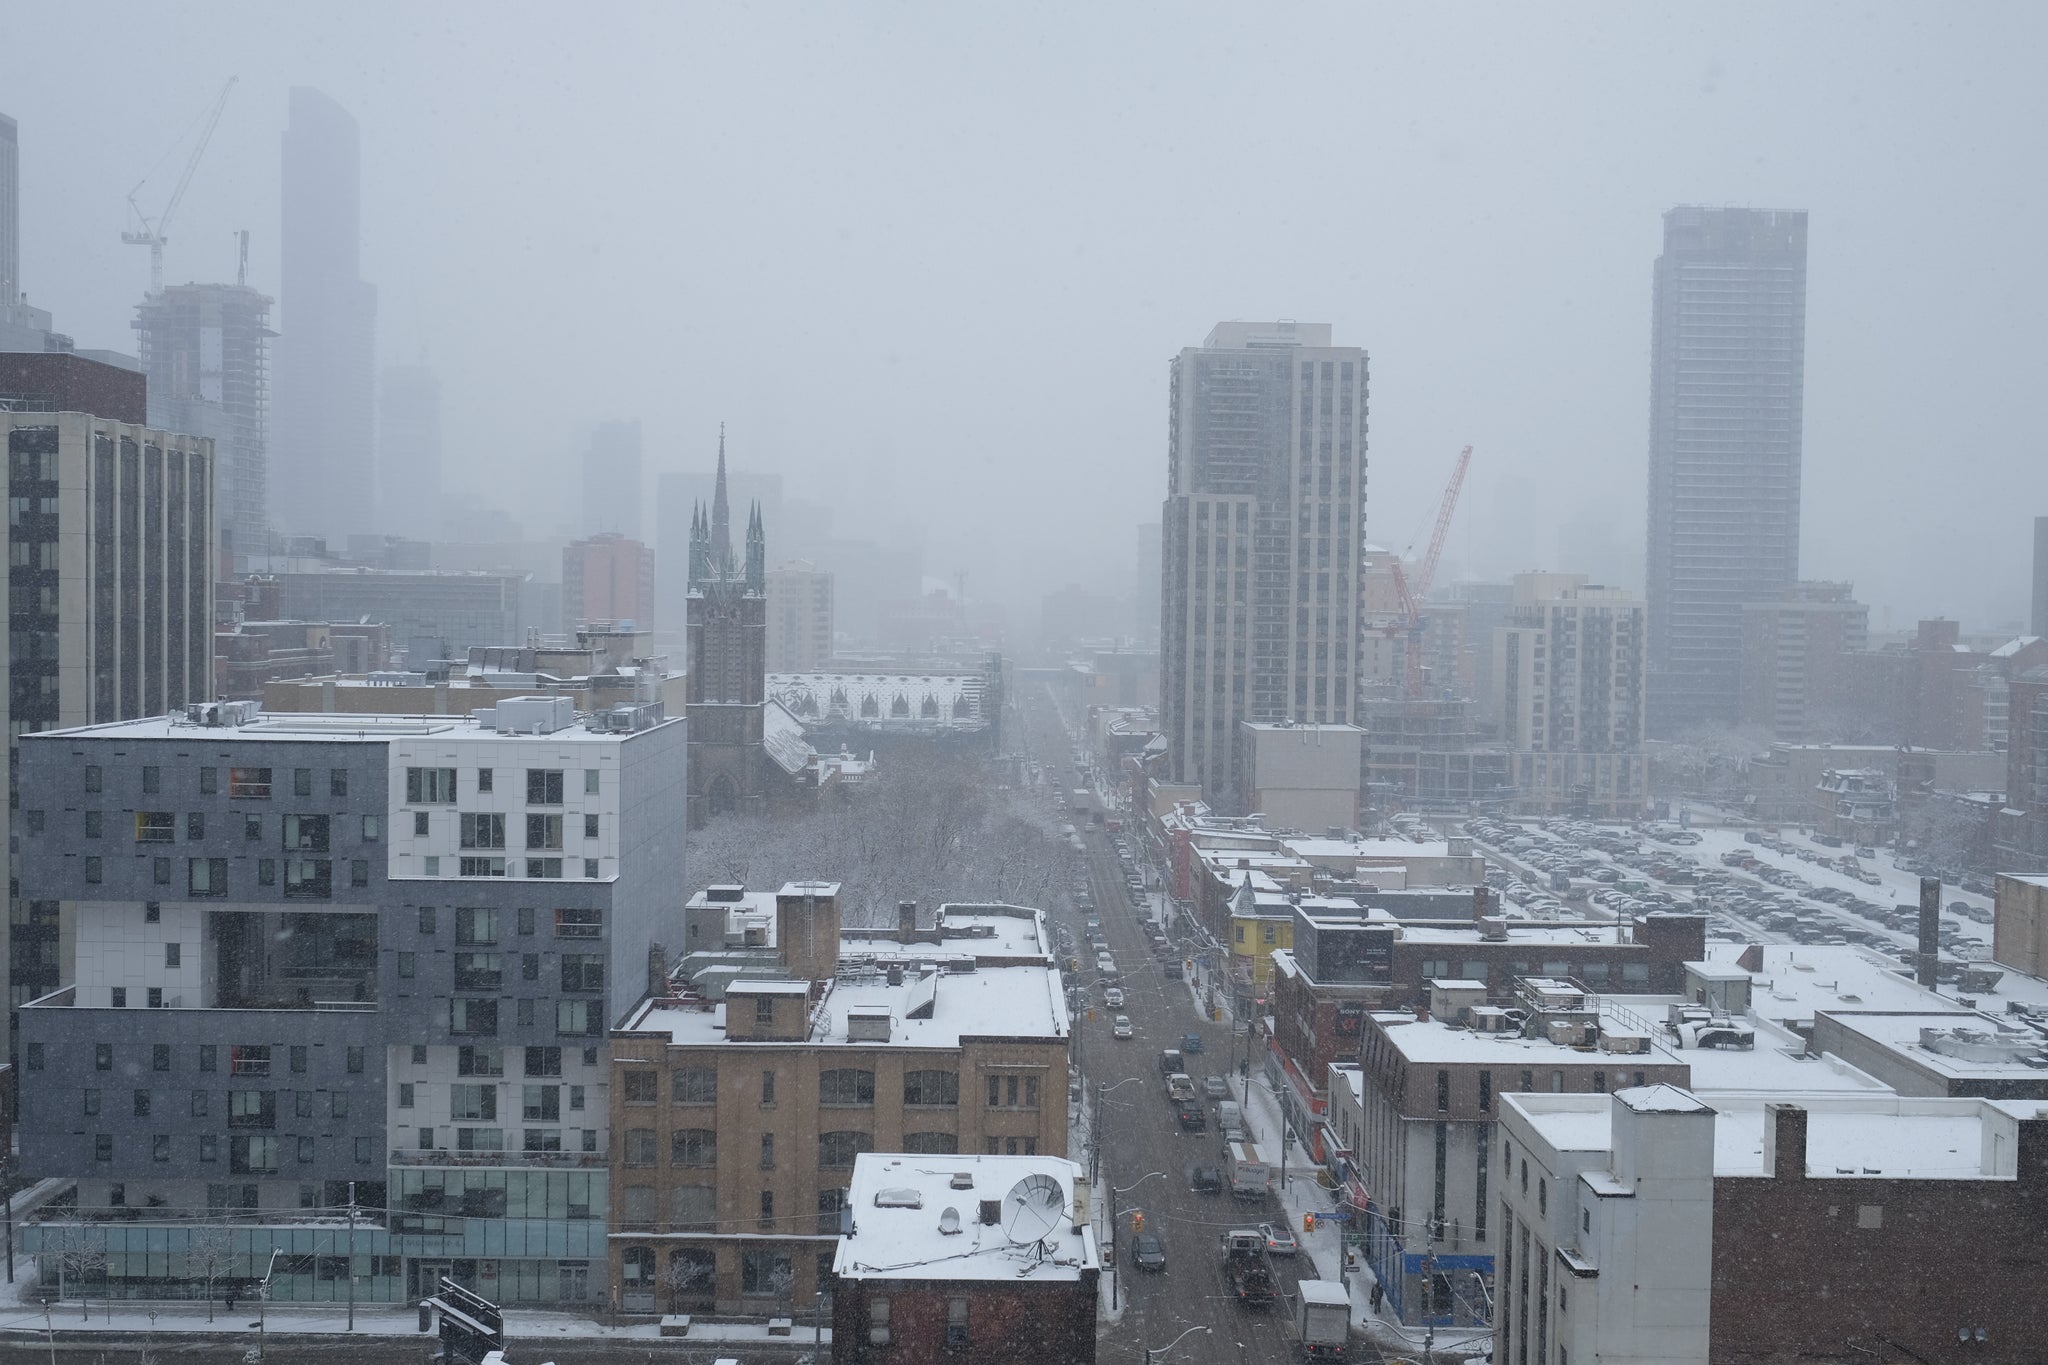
[745,499,766,591]
[710,422,733,578]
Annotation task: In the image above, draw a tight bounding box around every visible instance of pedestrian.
[1369,1281,1384,1313]
[226,1288,238,1315]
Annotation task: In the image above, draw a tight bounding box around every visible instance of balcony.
[386,1148,607,1169]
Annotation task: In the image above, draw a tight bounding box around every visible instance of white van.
[1215,1100,1246,1142]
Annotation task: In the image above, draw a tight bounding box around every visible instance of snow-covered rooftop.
[1815,1011,2048,1084]
[833,1153,1099,1284]
[1703,941,2048,1023]
[1282,836,1460,861]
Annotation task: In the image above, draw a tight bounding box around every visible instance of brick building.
[829,1152,1098,1365]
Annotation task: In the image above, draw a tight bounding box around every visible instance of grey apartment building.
[16,695,686,1305]
[1161,321,1368,809]
[1645,207,1809,735]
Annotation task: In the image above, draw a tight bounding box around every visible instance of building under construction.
[134,281,274,558]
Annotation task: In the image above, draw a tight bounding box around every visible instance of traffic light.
[1303,1213,1316,1233]
[1133,1212,1145,1233]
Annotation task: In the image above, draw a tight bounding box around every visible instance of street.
[1015,688,1376,1365]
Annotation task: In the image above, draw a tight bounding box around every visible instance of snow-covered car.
[1104,987,1125,1007]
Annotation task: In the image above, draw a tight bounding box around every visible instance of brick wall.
[830,1274,1097,1365]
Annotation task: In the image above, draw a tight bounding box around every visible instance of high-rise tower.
[1160,320,1368,809]
[1646,206,1808,735]
[271,88,377,545]
[134,283,274,558]
[376,363,441,541]
[583,419,643,540]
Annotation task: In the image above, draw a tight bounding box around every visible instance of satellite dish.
[938,1206,962,1236]
[1002,1173,1065,1245]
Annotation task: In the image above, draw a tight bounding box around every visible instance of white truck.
[1224,1140,1273,1200]
[1297,1279,1349,1359]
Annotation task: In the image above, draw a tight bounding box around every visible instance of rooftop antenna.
[123,76,238,295]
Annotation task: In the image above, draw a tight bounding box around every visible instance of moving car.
[1203,1075,1229,1101]
[1112,1015,1134,1040]
[1190,1165,1224,1194]
[1131,1232,1167,1271]
[1258,1222,1299,1256]
[1104,987,1125,1007]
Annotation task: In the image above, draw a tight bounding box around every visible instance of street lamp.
[1106,1172,1164,1313]
[1145,1325,1213,1362]
[1091,1076,1146,1184]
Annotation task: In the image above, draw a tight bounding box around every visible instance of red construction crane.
[1385,445,1474,697]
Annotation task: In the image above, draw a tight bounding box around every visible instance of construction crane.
[123,76,237,296]
[1383,444,1474,697]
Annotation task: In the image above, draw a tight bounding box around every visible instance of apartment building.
[1494,573,1646,818]
[767,560,835,672]
[1737,581,1868,741]
[15,696,687,1304]
[606,891,1071,1314]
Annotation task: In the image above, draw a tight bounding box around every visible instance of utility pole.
[346,1181,358,1331]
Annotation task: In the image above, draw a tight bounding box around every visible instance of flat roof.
[1704,941,2048,1022]
[1816,1011,2048,1081]
[1284,837,1459,860]
[29,709,638,745]
[833,1153,1098,1283]
[623,960,1069,1049]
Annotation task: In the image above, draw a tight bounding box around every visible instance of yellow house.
[1227,876,1296,1000]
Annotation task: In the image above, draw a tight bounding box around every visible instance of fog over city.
[6,0,2047,630]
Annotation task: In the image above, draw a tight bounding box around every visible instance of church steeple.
[745,499,766,591]
[710,422,734,579]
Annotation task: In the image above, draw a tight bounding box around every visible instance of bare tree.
[663,1248,715,1313]
[186,1225,236,1322]
[43,1223,108,1320]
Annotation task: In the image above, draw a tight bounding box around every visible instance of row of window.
[620,1067,1037,1110]
[449,997,603,1037]
[394,951,604,994]
[25,1042,367,1075]
[75,809,382,849]
[418,1044,599,1077]
[395,1082,588,1119]
[82,765,353,800]
[407,767,599,805]
[412,1126,600,1155]
[84,1132,377,1169]
[76,853,369,896]
[454,812,599,849]
[414,855,601,880]
[416,906,603,940]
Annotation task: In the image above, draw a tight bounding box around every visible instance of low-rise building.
[1994,871,2048,978]
[605,892,1071,1314]
[1499,1086,2048,1365]
[829,1152,1098,1365]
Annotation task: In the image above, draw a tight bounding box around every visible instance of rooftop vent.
[873,1188,923,1209]
[949,1172,975,1190]
[978,1199,1002,1226]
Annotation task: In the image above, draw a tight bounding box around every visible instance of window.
[419,907,438,935]
[517,906,536,936]
[556,1000,600,1035]
[229,767,272,799]
[761,1070,776,1105]
[242,814,262,841]
[188,857,228,897]
[670,1187,715,1231]
[198,1045,217,1072]
[95,1135,113,1162]
[623,1128,657,1166]
[869,1298,891,1347]
[526,1046,563,1077]
[554,907,601,937]
[987,1073,1040,1109]
[455,952,503,991]
[947,1297,969,1350]
[359,814,381,843]
[460,857,507,877]
[523,1129,562,1153]
[414,811,430,837]
[458,1128,505,1152]
[187,812,205,840]
[524,1086,561,1121]
[1479,1072,1493,1113]
[450,997,499,1035]
[200,768,219,795]
[583,814,599,839]
[451,1084,498,1121]
[584,769,600,795]
[132,1089,150,1117]
[155,856,173,885]
[346,1046,365,1074]
[152,1043,171,1071]
[672,1129,716,1166]
[144,902,161,923]
[527,858,563,879]
[111,987,127,1008]
[355,1136,374,1164]
[459,1047,509,1076]
[141,765,160,794]
[671,1067,716,1104]
[84,1089,101,1116]
[293,769,313,797]
[741,1248,791,1296]
[165,943,182,969]
[147,987,164,1008]
[398,1083,415,1108]
[820,1069,875,1106]
[460,813,506,849]
[24,1043,43,1071]
[523,954,540,982]
[397,951,416,979]
[330,769,349,798]
[230,1135,278,1173]
[407,767,457,803]
[526,813,563,850]
[561,954,604,992]
[569,1085,585,1111]
[623,1070,658,1104]
[84,856,102,884]
[284,858,332,897]
[904,1070,959,1106]
[456,907,499,945]
[85,765,102,792]
[331,1093,349,1119]
[199,1135,217,1162]
[257,858,276,886]
[135,811,175,843]
[526,769,565,805]
[819,1130,873,1169]
[761,1133,776,1169]
[584,859,600,879]
[85,810,104,839]
[904,1132,959,1154]
[412,1044,429,1065]
[297,1092,313,1118]
[1592,1071,1607,1094]
[755,995,776,1023]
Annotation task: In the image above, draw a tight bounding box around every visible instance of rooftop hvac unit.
[1598,1031,1651,1055]
[846,1006,893,1043]
[1547,1019,1590,1047]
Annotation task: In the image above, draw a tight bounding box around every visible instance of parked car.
[1203,1075,1230,1101]
[1258,1222,1299,1256]
[1113,1015,1134,1040]
[1131,1232,1167,1271]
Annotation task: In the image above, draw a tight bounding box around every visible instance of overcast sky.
[6,1,2045,636]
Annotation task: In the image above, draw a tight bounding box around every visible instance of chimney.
[1472,885,1495,921]
[647,943,668,998]
[1762,1102,1808,1180]
[1917,876,1942,989]
[898,900,918,943]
